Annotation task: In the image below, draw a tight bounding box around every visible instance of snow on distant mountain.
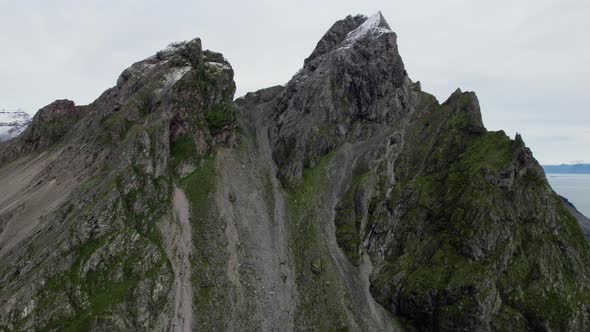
[0,109,32,142]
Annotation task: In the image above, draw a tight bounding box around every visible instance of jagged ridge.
[0,38,237,330]
[253,12,590,331]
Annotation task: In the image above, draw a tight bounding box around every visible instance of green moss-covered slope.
[360,91,590,331]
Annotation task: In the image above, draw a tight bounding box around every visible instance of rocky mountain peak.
[117,38,203,87]
[442,88,485,133]
[269,12,407,187]
[35,99,77,121]
[150,38,229,70]
[304,11,393,67]
[156,39,201,59]
[343,11,392,42]
[296,11,406,92]
[304,14,365,66]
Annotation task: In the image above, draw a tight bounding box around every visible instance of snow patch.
[341,12,392,47]
[140,61,157,70]
[159,41,187,56]
[206,61,231,71]
[163,66,191,87]
[0,110,31,142]
[0,110,29,123]
[0,127,11,139]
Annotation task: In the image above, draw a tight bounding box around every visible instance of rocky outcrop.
[0,100,88,166]
[25,100,82,149]
[269,12,408,189]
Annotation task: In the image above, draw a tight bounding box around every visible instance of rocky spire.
[269,11,408,188]
[304,14,365,66]
[304,11,396,68]
[339,11,392,45]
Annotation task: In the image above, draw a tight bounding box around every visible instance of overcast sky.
[0,0,588,164]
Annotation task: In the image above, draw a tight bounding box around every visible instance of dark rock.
[268,12,408,188]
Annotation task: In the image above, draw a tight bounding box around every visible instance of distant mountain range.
[543,163,590,174]
[0,110,31,142]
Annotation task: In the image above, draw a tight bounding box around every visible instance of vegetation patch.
[285,151,351,329]
[170,134,198,170]
[178,155,231,330]
[38,230,169,331]
[205,102,235,131]
[372,100,590,330]
[334,172,370,265]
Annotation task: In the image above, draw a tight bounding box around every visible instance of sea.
[546,174,590,217]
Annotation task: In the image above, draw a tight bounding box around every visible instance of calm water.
[546,174,590,217]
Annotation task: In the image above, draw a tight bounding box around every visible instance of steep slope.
[0,38,237,330]
[0,11,589,332]
[365,95,590,331]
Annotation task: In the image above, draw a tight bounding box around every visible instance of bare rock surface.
[169,188,193,332]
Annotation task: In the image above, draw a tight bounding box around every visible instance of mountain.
[544,163,590,174]
[1,12,589,331]
[0,110,31,142]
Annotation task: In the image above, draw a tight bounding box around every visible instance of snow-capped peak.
[0,109,32,142]
[344,11,392,44]
[159,41,187,56]
[0,109,29,121]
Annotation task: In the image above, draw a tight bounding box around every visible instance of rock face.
[245,12,590,331]
[0,100,86,164]
[0,38,236,330]
[270,12,407,189]
[0,110,31,142]
[0,11,589,332]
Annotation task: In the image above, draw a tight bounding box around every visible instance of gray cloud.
[0,0,588,164]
